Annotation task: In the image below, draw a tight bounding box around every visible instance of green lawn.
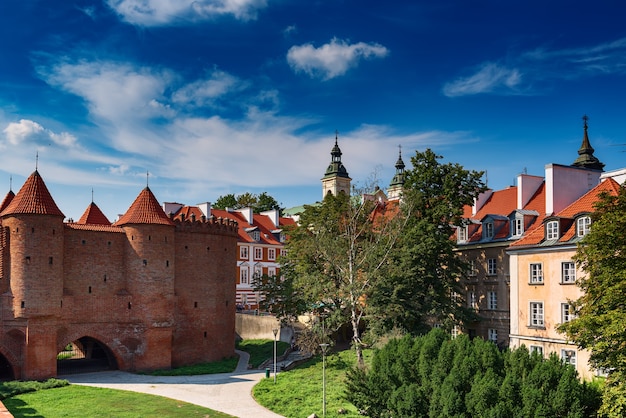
[237,339,290,368]
[253,348,371,418]
[4,385,234,418]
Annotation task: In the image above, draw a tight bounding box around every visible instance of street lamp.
[272,328,279,384]
[319,343,329,418]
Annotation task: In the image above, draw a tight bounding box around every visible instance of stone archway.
[57,336,118,375]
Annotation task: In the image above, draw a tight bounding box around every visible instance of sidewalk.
[66,350,284,418]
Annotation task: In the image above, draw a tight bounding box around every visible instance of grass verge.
[148,356,239,376]
[4,385,234,418]
[253,348,371,418]
[236,339,290,368]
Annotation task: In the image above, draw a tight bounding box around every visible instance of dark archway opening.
[57,337,117,375]
[0,354,14,381]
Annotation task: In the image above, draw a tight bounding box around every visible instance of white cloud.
[443,63,522,97]
[3,119,77,148]
[106,0,267,26]
[287,37,389,80]
[172,70,246,107]
[443,37,626,97]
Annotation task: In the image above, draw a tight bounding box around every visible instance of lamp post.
[319,343,329,418]
[272,328,279,384]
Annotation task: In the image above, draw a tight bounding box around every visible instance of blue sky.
[1,1,626,220]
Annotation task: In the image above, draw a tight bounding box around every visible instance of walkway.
[65,350,284,418]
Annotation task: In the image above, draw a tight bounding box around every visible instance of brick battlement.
[173,216,238,236]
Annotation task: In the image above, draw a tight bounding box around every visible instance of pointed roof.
[0,190,15,213]
[76,202,111,225]
[113,187,174,226]
[572,115,605,171]
[389,146,406,187]
[322,133,350,179]
[0,170,64,217]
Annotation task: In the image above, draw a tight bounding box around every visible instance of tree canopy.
[346,329,601,418]
[558,184,626,416]
[213,192,282,213]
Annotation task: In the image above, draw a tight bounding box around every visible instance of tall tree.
[256,192,282,213]
[558,185,626,416]
[367,149,485,336]
[212,192,282,214]
[212,193,238,210]
[278,188,406,365]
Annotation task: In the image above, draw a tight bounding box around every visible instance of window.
[577,216,591,237]
[268,248,276,261]
[451,291,460,303]
[487,258,497,276]
[561,349,577,366]
[280,249,287,257]
[513,218,524,236]
[458,226,468,242]
[530,345,544,356]
[467,260,476,277]
[240,268,249,285]
[253,265,262,279]
[468,291,477,309]
[546,220,559,240]
[254,247,263,260]
[485,222,494,239]
[451,325,459,338]
[267,267,276,277]
[561,262,576,284]
[561,303,574,323]
[488,291,498,310]
[530,302,544,327]
[240,246,249,260]
[488,328,498,343]
[529,263,543,284]
[251,230,260,241]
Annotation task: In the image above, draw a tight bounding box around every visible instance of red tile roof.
[76,202,111,225]
[0,191,15,213]
[114,187,174,226]
[473,187,518,219]
[0,170,64,217]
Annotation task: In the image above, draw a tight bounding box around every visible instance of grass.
[236,339,290,368]
[253,348,372,418]
[4,385,234,417]
[148,356,239,376]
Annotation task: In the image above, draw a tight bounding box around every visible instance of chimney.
[236,207,254,224]
[198,202,211,218]
[516,174,543,209]
[261,209,280,228]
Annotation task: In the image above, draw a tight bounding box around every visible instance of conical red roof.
[114,187,174,226]
[0,190,15,213]
[76,202,111,225]
[0,170,64,217]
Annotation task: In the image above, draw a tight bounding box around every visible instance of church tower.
[321,133,351,198]
[571,115,605,171]
[387,146,406,200]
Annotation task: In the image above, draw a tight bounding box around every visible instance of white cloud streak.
[106,0,268,26]
[287,38,389,80]
[3,119,77,148]
[443,37,626,97]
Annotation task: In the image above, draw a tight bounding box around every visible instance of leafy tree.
[346,329,601,418]
[558,184,626,416]
[278,188,407,365]
[367,149,485,336]
[256,192,282,213]
[212,193,238,210]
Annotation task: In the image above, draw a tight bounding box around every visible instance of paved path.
[65,350,284,418]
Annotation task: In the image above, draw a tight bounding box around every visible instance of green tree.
[368,149,485,336]
[256,192,282,213]
[213,192,282,214]
[279,188,406,365]
[558,185,626,416]
[212,193,238,210]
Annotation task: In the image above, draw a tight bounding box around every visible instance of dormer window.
[484,222,494,239]
[252,230,260,241]
[513,218,523,236]
[458,226,468,242]
[577,216,591,237]
[546,220,559,240]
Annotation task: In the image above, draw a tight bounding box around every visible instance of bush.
[0,378,69,400]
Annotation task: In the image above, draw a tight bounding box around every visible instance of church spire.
[389,145,406,187]
[321,131,351,197]
[572,115,605,171]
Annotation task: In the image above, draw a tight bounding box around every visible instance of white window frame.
[467,260,477,277]
[253,265,263,279]
[546,220,559,240]
[513,217,524,236]
[488,291,497,310]
[468,291,477,309]
[529,263,543,284]
[561,303,574,323]
[267,266,276,277]
[239,246,249,260]
[530,301,544,327]
[280,249,287,257]
[251,230,260,241]
[577,216,591,237]
[561,262,576,284]
[268,248,276,261]
[451,325,459,338]
[530,345,544,356]
[561,349,577,366]
[239,267,249,285]
[488,328,498,343]
[458,226,468,242]
[254,247,263,260]
[487,258,497,276]
[485,222,494,239]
